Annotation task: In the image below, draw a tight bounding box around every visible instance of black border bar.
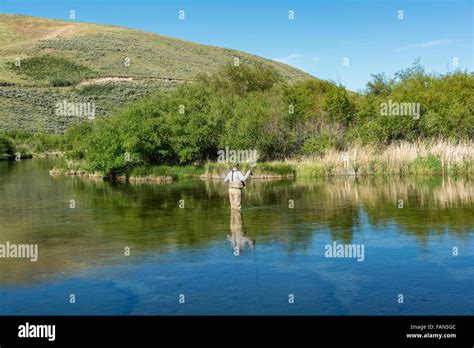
[0,315,472,346]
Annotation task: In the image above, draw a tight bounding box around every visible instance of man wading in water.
[224,163,252,211]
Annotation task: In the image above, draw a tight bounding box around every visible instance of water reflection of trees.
[0,158,472,284]
[203,176,473,247]
[115,176,473,248]
[284,176,473,246]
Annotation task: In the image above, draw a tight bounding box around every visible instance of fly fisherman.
[223,163,252,211]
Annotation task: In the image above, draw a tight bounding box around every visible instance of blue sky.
[1,0,472,91]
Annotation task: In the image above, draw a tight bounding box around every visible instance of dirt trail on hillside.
[79,76,185,86]
[2,24,78,50]
[79,77,135,86]
[40,25,78,40]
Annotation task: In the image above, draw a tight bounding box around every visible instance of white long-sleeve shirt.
[224,170,250,183]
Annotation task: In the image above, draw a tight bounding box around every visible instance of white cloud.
[394,39,458,52]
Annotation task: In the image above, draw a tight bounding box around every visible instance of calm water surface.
[0,158,473,315]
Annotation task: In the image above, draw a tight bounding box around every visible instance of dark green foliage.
[77,84,117,96]
[322,84,355,126]
[0,129,64,155]
[63,122,94,159]
[0,133,15,155]
[82,118,127,174]
[62,61,473,176]
[200,62,282,96]
[130,164,204,179]
[29,132,64,152]
[9,55,95,86]
[354,64,474,143]
[366,73,393,96]
[301,131,335,156]
[411,154,443,175]
[51,79,74,87]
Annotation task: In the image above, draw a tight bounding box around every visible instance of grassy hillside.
[0,14,313,132]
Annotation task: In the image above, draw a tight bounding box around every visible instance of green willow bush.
[65,61,473,176]
[0,133,15,156]
[0,130,65,156]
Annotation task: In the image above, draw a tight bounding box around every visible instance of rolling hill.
[0,14,313,132]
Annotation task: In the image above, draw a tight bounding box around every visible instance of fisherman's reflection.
[228,210,254,256]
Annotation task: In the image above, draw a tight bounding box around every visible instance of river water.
[0,158,472,315]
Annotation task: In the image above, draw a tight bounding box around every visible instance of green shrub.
[10,55,95,86]
[77,84,117,96]
[0,133,15,155]
[130,165,203,179]
[301,132,334,156]
[64,122,94,159]
[3,130,64,154]
[60,61,473,176]
[322,84,355,126]
[51,79,73,87]
[411,154,442,175]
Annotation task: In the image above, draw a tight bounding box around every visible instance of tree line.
[2,60,472,175]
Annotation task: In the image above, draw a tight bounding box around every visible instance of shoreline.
[48,160,472,183]
[48,167,296,182]
[43,140,474,183]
